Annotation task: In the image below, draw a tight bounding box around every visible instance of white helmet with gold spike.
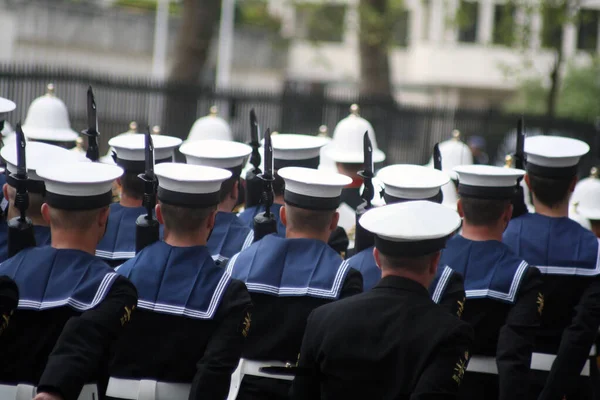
[186,106,233,142]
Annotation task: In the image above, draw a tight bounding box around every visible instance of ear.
[41,203,51,225]
[429,251,441,276]
[457,198,465,218]
[231,180,239,201]
[155,204,164,225]
[116,177,122,186]
[524,174,531,190]
[2,184,7,203]
[569,176,578,193]
[373,247,382,271]
[206,209,217,231]
[330,211,340,231]
[280,205,287,227]
[98,206,110,227]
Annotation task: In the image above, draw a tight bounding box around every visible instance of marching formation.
[0,85,598,400]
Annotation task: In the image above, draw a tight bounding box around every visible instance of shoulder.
[0,275,18,297]
[108,274,138,298]
[218,277,252,311]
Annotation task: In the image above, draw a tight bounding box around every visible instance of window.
[541,4,566,49]
[295,4,346,43]
[392,9,411,47]
[493,3,516,46]
[577,9,599,52]
[457,1,479,43]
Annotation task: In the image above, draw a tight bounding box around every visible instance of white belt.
[227,359,295,400]
[106,378,190,400]
[467,353,591,377]
[0,383,97,400]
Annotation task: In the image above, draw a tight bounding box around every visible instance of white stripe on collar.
[432,266,453,304]
[465,261,528,302]
[535,238,600,276]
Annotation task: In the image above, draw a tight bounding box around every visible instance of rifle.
[82,86,100,162]
[354,132,375,254]
[7,123,35,257]
[433,143,442,171]
[244,109,262,208]
[135,128,159,252]
[253,128,277,241]
[511,117,528,219]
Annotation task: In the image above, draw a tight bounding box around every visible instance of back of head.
[47,206,106,232]
[120,170,144,200]
[460,196,510,226]
[159,202,216,236]
[527,172,573,208]
[283,203,336,237]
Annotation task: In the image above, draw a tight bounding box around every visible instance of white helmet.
[22,84,79,142]
[186,106,233,142]
[323,104,385,164]
[0,96,16,114]
[570,167,600,229]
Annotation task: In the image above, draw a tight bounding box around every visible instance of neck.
[120,194,143,208]
[51,228,98,255]
[218,200,235,213]
[533,198,569,218]
[274,195,285,206]
[461,221,504,242]
[381,269,431,289]
[164,229,209,247]
[286,229,330,243]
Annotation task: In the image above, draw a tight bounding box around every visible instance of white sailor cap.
[186,106,233,142]
[360,200,461,257]
[155,163,232,208]
[525,136,589,178]
[1,121,15,137]
[377,164,450,204]
[108,134,182,172]
[1,141,85,193]
[36,162,123,210]
[272,134,330,170]
[0,96,16,114]
[454,164,525,199]
[277,166,352,210]
[180,139,252,177]
[575,177,600,221]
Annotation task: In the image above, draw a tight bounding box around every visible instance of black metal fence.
[0,65,598,173]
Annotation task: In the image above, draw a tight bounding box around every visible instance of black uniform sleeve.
[328,226,349,257]
[437,272,466,319]
[37,276,138,400]
[496,267,542,400]
[537,275,600,400]
[0,276,18,336]
[189,279,253,400]
[339,268,363,299]
[511,183,529,220]
[290,311,323,400]
[411,321,474,400]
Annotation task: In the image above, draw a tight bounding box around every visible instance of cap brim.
[324,147,386,164]
[22,127,79,142]
[0,97,16,114]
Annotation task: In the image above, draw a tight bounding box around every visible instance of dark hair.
[159,202,216,234]
[284,204,335,234]
[377,252,438,274]
[273,172,285,196]
[219,176,239,203]
[527,172,574,208]
[120,171,144,200]
[460,196,510,226]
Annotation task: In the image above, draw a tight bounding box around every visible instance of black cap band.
[526,162,578,178]
[284,190,340,211]
[274,156,320,170]
[224,165,243,179]
[115,156,172,173]
[458,184,516,200]
[157,187,220,208]
[384,190,443,205]
[375,235,451,258]
[45,190,113,210]
[6,175,45,194]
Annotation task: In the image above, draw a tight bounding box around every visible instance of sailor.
[0,95,17,219]
[0,161,138,400]
[107,163,252,400]
[21,84,80,150]
[0,141,84,262]
[179,139,254,265]
[0,275,18,339]
[225,166,363,400]
[291,201,472,399]
[439,165,543,400]
[568,166,599,231]
[503,136,600,399]
[237,133,330,237]
[186,106,233,142]
[347,164,466,316]
[95,133,182,267]
[99,122,140,165]
[573,172,600,238]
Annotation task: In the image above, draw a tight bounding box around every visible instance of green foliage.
[295,2,347,42]
[114,0,181,14]
[358,0,407,48]
[505,58,600,122]
[236,0,282,33]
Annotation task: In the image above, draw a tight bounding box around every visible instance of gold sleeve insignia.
[242,311,251,338]
[0,311,13,335]
[536,293,544,316]
[456,297,466,319]
[120,305,136,326]
[452,351,469,385]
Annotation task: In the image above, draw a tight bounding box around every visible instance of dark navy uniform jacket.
[208,212,254,266]
[504,213,600,400]
[112,241,252,400]
[0,275,18,339]
[348,245,466,318]
[237,204,286,237]
[0,224,51,263]
[0,246,137,400]
[226,234,363,400]
[440,235,542,400]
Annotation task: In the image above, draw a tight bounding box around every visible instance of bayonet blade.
[364,132,373,176]
[433,143,442,171]
[87,86,98,134]
[264,128,273,179]
[516,117,525,170]
[250,109,259,145]
[145,127,155,180]
[15,123,26,178]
